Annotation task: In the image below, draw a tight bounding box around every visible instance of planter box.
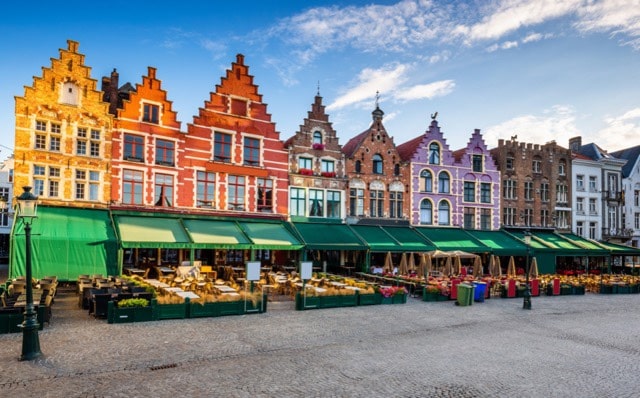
[320,295,341,308]
[381,294,407,304]
[600,285,613,294]
[0,309,24,334]
[152,299,189,320]
[560,286,573,295]
[358,293,382,306]
[189,302,219,318]
[243,294,267,314]
[339,294,358,307]
[573,285,585,295]
[423,291,449,302]
[295,293,320,310]
[108,302,154,324]
[616,285,631,294]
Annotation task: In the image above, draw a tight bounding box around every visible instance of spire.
[317,80,320,96]
[372,90,384,121]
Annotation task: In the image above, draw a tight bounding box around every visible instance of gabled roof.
[396,135,423,162]
[341,130,369,158]
[612,144,640,177]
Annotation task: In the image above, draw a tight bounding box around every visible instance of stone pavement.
[1,286,640,398]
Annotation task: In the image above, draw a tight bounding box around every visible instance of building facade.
[0,156,13,262]
[571,152,604,241]
[397,118,501,229]
[284,94,347,221]
[342,105,409,225]
[490,138,572,231]
[14,40,112,208]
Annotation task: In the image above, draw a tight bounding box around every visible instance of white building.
[571,152,603,240]
[611,145,640,248]
[0,156,14,263]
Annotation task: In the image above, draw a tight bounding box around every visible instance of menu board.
[300,261,312,280]
[246,261,260,281]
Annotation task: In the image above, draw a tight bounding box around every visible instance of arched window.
[438,201,450,225]
[420,200,432,225]
[438,172,450,193]
[372,154,383,174]
[355,160,361,173]
[313,131,322,145]
[429,143,440,165]
[420,170,432,192]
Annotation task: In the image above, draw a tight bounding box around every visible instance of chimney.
[568,136,582,152]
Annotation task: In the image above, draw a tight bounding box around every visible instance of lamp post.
[523,229,532,310]
[16,186,42,361]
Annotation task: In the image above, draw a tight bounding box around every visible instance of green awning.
[464,230,528,255]
[292,222,366,250]
[381,226,436,252]
[506,230,554,251]
[10,206,118,281]
[237,221,303,250]
[349,225,403,252]
[596,241,640,255]
[559,233,609,255]
[183,219,252,249]
[414,227,490,253]
[114,215,192,249]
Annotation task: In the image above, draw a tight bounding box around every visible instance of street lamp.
[523,229,532,310]
[15,186,42,360]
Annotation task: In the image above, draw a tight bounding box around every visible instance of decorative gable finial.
[317,81,320,96]
[375,90,380,108]
[431,111,438,120]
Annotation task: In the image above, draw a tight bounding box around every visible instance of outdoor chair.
[91,293,112,319]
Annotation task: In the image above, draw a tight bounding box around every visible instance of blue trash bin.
[473,281,487,303]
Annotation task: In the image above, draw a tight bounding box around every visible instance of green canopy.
[292,222,366,250]
[464,229,528,256]
[596,240,640,255]
[183,219,252,249]
[237,221,303,250]
[415,227,489,253]
[380,226,436,252]
[10,206,118,281]
[349,225,404,252]
[558,233,609,254]
[114,215,192,249]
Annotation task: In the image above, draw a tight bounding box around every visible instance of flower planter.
[381,293,407,304]
[600,285,613,294]
[243,294,267,314]
[216,301,243,316]
[339,294,358,307]
[616,285,631,294]
[358,293,382,306]
[189,302,219,318]
[108,301,154,324]
[572,285,585,295]
[423,291,448,302]
[560,286,573,295]
[152,298,189,320]
[320,295,341,308]
[295,293,320,310]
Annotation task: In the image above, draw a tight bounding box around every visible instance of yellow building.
[14,40,112,207]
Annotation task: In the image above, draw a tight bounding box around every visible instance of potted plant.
[423,285,444,302]
[108,298,153,323]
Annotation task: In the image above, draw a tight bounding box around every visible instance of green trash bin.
[456,283,474,306]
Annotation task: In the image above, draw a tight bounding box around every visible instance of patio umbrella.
[427,250,451,259]
[449,250,477,259]
[425,254,433,277]
[494,256,503,278]
[383,252,394,274]
[417,253,426,278]
[399,253,408,275]
[443,256,452,277]
[408,252,416,272]
[454,255,462,276]
[529,257,539,279]
[507,256,516,278]
[473,255,483,278]
[488,255,496,277]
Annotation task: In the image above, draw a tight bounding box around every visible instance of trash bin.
[456,283,474,306]
[473,281,487,303]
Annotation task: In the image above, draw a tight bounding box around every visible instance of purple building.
[397,116,501,229]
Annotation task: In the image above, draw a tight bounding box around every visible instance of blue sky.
[1,0,639,162]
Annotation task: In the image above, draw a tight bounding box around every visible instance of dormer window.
[313,131,322,145]
[143,103,160,124]
[372,154,383,174]
[429,143,440,165]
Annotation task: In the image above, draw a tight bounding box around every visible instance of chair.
[44,295,53,325]
[200,265,217,280]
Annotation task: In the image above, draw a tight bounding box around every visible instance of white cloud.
[575,0,640,48]
[395,79,455,101]
[327,64,410,110]
[597,107,640,150]
[486,40,519,52]
[484,105,580,148]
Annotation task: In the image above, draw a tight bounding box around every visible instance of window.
[35,134,46,149]
[243,137,260,166]
[61,81,78,105]
[480,183,491,203]
[298,157,312,172]
[576,221,584,237]
[370,190,384,217]
[524,181,533,201]
[196,171,216,207]
[214,132,232,162]
[389,191,403,219]
[532,158,541,173]
[635,213,640,230]
[463,207,475,229]
[372,154,383,174]
[420,170,433,192]
[309,189,324,217]
[589,176,597,192]
[154,174,173,206]
[635,190,640,207]
[589,198,597,214]
[313,131,322,145]
[420,200,433,225]
[522,208,533,226]
[540,183,549,202]
[143,103,160,123]
[576,175,584,191]
[75,170,87,200]
[354,160,361,174]
[51,123,61,134]
[503,179,516,199]
[429,143,440,165]
[0,188,8,227]
[257,178,273,212]
[89,171,99,201]
[48,167,60,197]
[321,159,335,174]
[327,191,341,218]
[589,222,597,239]
[438,201,450,225]
[558,160,566,175]
[394,163,400,176]
[349,188,364,216]
[49,136,60,151]
[124,134,144,161]
[556,184,568,203]
[122,170,143,205]
[438,172,450,194]
[290,188,306,216]
[33,165,45,196]
[76,127,87,155]
[227,175,245,210]
[480,209,491,230]
[577,197,584,213]
[472,155,483,172]
[464,181,475,202]
[156,139,175,166]
[503,207,516,226]
[506,154,514,170]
